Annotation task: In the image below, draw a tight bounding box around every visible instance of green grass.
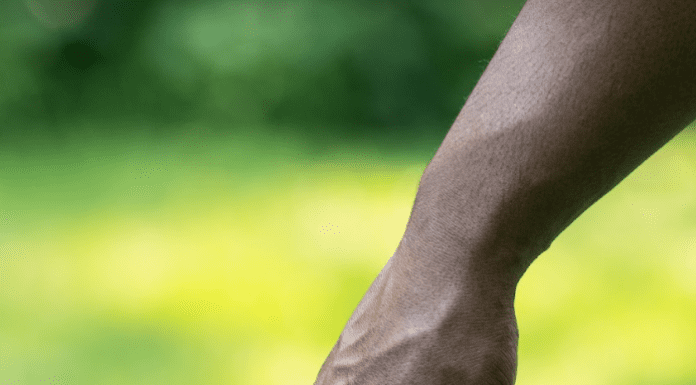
[1,120,696,384]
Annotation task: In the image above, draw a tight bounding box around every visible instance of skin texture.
[315,0,696,383]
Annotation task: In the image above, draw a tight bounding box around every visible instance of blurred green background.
[1,0,696,384]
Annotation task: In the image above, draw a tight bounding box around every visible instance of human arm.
[315,0,696,383]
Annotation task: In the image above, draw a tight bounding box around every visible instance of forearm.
[407,0,696,282]
[316,1,696,384]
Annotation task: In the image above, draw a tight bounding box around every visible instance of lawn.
[1,120,696,384]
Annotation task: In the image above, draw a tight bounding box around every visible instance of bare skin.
[315,0,696,384]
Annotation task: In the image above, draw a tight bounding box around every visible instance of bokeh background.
[2,0,696,384]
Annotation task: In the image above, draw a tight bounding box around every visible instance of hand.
[315,246,519,385]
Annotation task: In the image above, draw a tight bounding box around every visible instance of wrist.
[315,249,519,385]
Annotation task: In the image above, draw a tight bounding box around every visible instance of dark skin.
[315,0,696,383]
